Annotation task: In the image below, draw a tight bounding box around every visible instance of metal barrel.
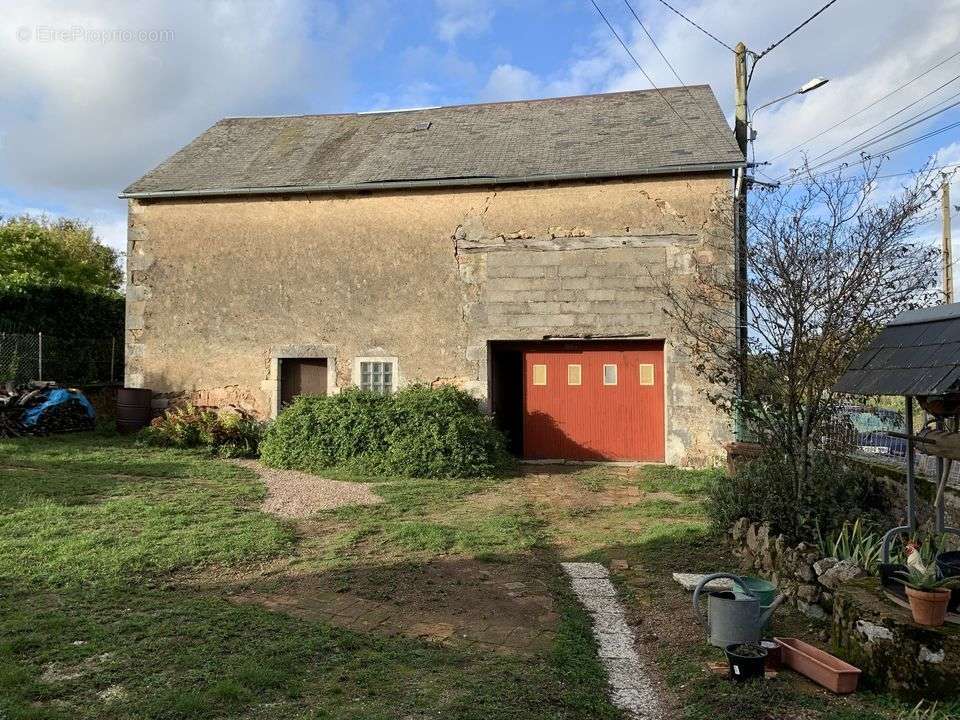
[116,387,152,433]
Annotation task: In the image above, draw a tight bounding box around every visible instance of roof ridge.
[221,86,713,121]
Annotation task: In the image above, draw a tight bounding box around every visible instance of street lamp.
[749,77,830,141]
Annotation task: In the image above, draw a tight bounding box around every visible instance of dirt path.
[233,459,383,517]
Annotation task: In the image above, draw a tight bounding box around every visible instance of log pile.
[0,383,96,437]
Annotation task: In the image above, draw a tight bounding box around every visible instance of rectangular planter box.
[775,637,861,694]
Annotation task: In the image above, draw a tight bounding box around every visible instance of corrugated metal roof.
[834,303,960,396]
[120,86,743,199]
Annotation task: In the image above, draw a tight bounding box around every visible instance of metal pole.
[38,331,43,382]
[943,175,953,303]
[110,336,116,383]
[906,397,916,532]
[733,41,749,440]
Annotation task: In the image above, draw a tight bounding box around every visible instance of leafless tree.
[660,158,942,496]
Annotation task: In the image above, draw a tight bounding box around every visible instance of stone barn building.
[120,87,743,466]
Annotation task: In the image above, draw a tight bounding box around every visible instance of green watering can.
[693,573,786,648]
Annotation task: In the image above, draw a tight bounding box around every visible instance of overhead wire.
[621,0,735,147]
[803,74,960,167]
[588,0,730,154]
[784,118,960,182]
[652,0,733,52]
[754,0,841,60]
[767,48,960,163]
[795,98,960,178]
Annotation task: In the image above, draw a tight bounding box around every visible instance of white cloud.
[0,0,382,253]
[478,0,960,180]
[480,64,542,101]
[434,0,493,43]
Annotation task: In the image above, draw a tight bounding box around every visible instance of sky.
[1,0,958,268]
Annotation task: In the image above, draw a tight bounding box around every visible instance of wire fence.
[0,332,122,387]
[821,410,960,488]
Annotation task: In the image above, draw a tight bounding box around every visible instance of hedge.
[259,385,513,479]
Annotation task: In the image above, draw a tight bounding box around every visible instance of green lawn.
[0,431,947,719]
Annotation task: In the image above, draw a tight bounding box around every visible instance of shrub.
[141,405,264,458]
[707,451,888,542]
[259,385,513,479]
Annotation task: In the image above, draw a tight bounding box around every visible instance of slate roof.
[120,86,743,199]
[834,303,960,396]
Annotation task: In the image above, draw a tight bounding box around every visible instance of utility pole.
[943,174,953,304]
[733,41,749,439]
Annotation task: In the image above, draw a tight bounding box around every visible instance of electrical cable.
[653,0,733,52]
[755,0,841,60]
[588,0,728,153]
[622,0,734,147]
[804,74,960,166]
[767,48,960,162]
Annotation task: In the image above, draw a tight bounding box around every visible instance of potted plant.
[725,642,767,682]
[895,565,956,627]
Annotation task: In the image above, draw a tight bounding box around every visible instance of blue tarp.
[21,388,95,427]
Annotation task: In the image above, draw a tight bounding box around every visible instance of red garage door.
[522,341,664,462]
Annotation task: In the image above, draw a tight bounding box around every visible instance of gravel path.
[233,460,383,517]
[562,562,664,720]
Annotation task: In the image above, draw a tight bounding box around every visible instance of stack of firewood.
[0,384,95,437]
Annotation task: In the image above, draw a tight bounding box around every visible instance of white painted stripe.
[561,562,664,720]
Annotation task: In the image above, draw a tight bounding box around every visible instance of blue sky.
[1,0,958,263]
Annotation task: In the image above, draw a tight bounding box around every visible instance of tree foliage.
[660,159,941,498]
[0,214,122,291]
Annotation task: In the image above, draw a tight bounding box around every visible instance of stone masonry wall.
[730,518,868,620]
[125,174,732,466]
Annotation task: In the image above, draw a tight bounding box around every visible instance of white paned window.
[567,364,582,386]
[603,363,618,386]
[359,360,395,394]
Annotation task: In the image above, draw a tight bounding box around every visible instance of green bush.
[140,405,264,458]
[707,451,888,542]
[259,385,513,479]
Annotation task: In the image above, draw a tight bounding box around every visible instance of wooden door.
[280,358,328,407]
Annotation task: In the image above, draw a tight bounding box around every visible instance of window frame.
[602,363,618,386]
[353,356,399,395]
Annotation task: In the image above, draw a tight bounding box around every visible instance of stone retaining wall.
[730,518,868,619]
[834,577,960,699]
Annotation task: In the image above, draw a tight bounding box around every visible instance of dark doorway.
[280,358,328,408]
[489,344,524,455]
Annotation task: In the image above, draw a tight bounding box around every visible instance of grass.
[0,431,618,719]
[0,432,941,719]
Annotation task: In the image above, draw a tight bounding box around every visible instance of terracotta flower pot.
[905,586,951,627]
[774,638,860,694]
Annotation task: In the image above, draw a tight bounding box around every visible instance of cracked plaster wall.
[125,173,732,465]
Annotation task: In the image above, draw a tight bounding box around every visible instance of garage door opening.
[280,358,328,408]
[489,340,665,462]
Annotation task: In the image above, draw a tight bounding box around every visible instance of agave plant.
[893,564,956,592]
[816,518,882,574]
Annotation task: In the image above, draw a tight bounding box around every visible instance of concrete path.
[561,562,664,720]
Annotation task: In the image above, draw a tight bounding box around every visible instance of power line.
[875,162,960,180]
[805,76,960,166]
[755,0,841,60]
[653,0,733,52]
[790,118,960,182]
[588,0,726,153]
[800,95,960,176]
[621,0,734,147]
[767,48,960,162]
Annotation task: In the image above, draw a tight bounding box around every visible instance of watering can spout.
[759,593,787,626]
